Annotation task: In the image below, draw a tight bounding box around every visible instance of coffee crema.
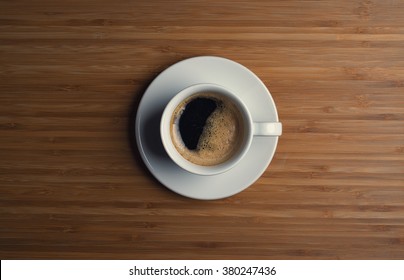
[170,92,244,166]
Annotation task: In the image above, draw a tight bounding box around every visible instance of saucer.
[135,56,280,200]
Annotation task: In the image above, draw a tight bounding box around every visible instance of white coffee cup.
[161,83,282,176]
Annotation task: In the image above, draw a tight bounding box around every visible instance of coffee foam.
[170,92,244,166]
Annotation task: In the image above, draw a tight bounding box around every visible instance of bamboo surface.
[1,0,404,259]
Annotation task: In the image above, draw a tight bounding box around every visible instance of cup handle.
[253,122,282,136]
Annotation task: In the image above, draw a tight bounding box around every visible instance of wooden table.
[1,0,403,259]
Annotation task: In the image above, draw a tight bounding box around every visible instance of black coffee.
[178,97,217,150]
[170,92,243,166]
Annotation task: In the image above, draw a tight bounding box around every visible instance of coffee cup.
[160,83,282,175]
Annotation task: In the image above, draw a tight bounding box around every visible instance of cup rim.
[160,83,253,176]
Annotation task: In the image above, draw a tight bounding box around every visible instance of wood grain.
[1,0,403,259]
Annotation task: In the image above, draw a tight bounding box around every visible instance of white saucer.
[135,56,280,200]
